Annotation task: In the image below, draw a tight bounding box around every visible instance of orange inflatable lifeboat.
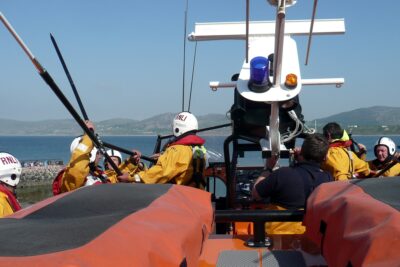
[304,177,400,267]
[0,183,213,267]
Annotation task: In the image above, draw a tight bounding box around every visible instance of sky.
[1,0,400,122]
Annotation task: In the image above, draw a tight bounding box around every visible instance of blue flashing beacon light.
[249,56,270,92]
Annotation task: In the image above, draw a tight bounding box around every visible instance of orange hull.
[0,184,213,267]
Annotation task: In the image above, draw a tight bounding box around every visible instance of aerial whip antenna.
[245,0,250,63]
[305,0,318,65]
[187,41,198,112]
[50,33,89,120]
[181,0,189,111]
[50,33,155,163]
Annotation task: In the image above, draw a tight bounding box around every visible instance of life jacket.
[329,140,353,148]
[169,134,207,188]
[0,184,21,212]
[52,166,107,196]
[52,168,66,196]
[191,145,208,188]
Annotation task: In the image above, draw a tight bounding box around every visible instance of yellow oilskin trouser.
[368,160,400,177]
[234,204,305,236]
[135,144,194,185]
[0,192,14,218]
[321,147,370,181]
[265,204,305,235]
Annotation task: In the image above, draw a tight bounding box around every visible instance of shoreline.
[20,165,64,187]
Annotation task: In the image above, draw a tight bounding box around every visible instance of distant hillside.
[0,119,81,135]
[0,113,231,136]
[312,106,400,135]
[1,106,399,135]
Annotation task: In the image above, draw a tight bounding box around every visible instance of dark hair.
[301,133,329,163]
[322,122,343,140]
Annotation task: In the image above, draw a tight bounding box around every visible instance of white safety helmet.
[374,137,396,157]
[70,136,98,163]
[0,152,22,187]
[172,112,198,137]
[106,149,122,164]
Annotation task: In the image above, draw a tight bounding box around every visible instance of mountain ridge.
[1,106,399,135]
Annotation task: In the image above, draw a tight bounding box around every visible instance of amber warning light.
[285,73,297,88]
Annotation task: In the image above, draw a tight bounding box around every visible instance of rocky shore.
[20,165,64,187]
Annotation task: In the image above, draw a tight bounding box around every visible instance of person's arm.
[61,134,93,192]
[136,145,193,184]
[355,143,367,160]
[252,170,278,201]
[252,172,269,200]
[108,150,143,183]
[0,193,14,218]
[321,148,351,181]
[352,152,370,178]
[252,156,278,200]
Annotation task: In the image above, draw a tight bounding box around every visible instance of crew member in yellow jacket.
[368,137,400,177]
[321,122,370,180]
[54,121,141,194]
[0,152,22,218]
[120,112,207,187]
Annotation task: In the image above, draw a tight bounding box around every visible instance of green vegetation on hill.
[0,113,231,136]
[310,106,400,135]
[1,106,399,135]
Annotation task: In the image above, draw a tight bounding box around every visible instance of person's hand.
[266,155,278,170]
[150,153,161,161]
[85,120,95,131]
[117,172,131,183]
[369,169,377,176]
[357,143,366,151]
[138,162,145,171]
[291,147,303,162]
[357,143,367,155]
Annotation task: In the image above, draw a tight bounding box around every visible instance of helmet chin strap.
[12,187,17,198]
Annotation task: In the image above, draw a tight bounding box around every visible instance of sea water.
[2,135,399,206]
[2,135,396,165]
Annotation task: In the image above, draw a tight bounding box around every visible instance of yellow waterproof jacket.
[0,191,13,218]
[321,146,370,181]
[135,134,206,185]
[265,204,305,235]
[60,134,139,192]
[106,160,142,184]
[137,145,194,184]
[368,160,400,177]
[61,134,95,192]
